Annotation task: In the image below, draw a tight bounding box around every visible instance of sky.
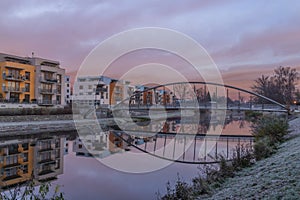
[0,0,300,87]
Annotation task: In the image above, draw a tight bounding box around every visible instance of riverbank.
[199,117,300,199]
[0,114,73,122]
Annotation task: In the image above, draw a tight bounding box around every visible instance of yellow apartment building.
[0,141,34,188]
[0,54,35,103]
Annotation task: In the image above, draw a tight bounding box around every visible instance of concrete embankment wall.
[0,114,74,122]
[0,114,77,136]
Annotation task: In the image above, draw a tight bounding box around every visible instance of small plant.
[0,179,64,200]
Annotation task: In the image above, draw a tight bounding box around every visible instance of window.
[25,83,30,92]
[67,95,69,98]
[40,151,51,161]
[79,85,83,90]
[55,149,60,158]
[44,72,54,81]
[56,95,61,103]
[6,155,18,165]
[67,83,69,87]
[23,153,28,162]
[88,85,92,89]
[56,74,61,84]
[23,164,28,173]
[41,140,51,150]
[5,167,18,177]
[67,89,69,93]
[55,139,60,148]
[22,143,29,151]
[24,94,30,103]
[25,72,30,80]
[57,85,61,93]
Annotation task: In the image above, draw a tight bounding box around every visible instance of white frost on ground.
[200,117,300,200]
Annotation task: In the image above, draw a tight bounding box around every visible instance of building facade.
[0,53,66,107]
[0,135,64,188]
[29,57,65,106]
[0,54,35,103]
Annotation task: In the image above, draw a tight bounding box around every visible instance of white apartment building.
[72,76,111,107]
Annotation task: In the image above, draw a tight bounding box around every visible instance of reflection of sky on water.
[55,117,253,199]
[55,147,199,200]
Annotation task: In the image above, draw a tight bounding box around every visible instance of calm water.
[1,115,253,199]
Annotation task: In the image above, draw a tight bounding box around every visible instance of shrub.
[251,116,288,145]
[253,136,275,160]
[232,144,254,170]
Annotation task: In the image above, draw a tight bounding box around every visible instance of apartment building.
[33,137,64,181]
[109,79,134,105]
[0,140,33,188]
[72,76,111,107]
[29,57,65,106]
[0,53,35,103]
[0,135,64,188]
[0,52,66,106]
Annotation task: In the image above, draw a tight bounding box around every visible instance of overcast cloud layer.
[0,0,299,75]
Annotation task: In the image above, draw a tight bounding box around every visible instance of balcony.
[40,76,57,83]
[3,73,26,82]
[39,88,56,94]
[2,86,23,93]
[38,100,57,106]
[38,158,55,165]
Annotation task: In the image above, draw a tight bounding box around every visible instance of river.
[0,113,254,199]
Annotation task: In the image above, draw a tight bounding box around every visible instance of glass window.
[25,72,30,81]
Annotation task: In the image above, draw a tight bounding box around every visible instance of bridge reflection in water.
[75,113,256,164]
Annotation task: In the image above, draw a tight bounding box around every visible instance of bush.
[232,144,254,170]
[251,116,289,160]
[252,116,288,145]
[254,137,275,160]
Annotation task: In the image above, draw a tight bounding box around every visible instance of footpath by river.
[199,117,300,199]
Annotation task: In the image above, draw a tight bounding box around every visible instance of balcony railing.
[3,74,26,81]
[40,76,57,83]
[2,86,22,93]
[39,88,56,94]
[38,100,57,106]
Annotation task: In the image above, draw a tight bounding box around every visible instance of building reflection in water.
[73,131,131,158]
[72,113,253,163]
[0,135,65,190]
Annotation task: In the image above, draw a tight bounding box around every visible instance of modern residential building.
[72,76,111,107]
[0,139,33,188]
[72,131,130,158]
[33,137,64,181]
[65,75,71,104]
[29,57,66,106]
[0,53,36,103]
[109,79,134,105]
[0,135,64,188]
[0,52,66,107]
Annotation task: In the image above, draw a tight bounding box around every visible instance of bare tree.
[252,66,299,104]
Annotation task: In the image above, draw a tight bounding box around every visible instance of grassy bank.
[159,116,299,199]
[201,117,300,199]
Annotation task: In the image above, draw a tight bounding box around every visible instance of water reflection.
[1,113,255,199]
[0,134,66,190]
[74,113,253,164]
